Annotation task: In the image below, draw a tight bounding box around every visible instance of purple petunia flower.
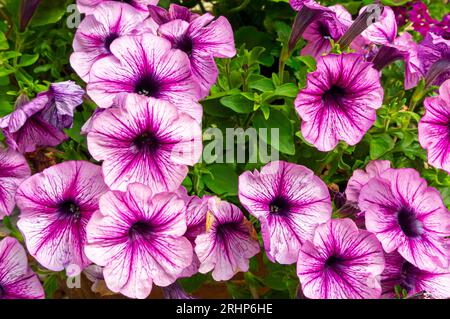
[37,81,85,130]
[85,183,193,299]
[381,251,450,299]
[301,5,352,59]
[344,160,391,228]
[163,282,195,299]
[15,161,108,274]
[0,237,44,299]
[195,197,260,281]
[239,161,332,264]
[288,0,336,52]
[417,32,450,87]
[360,6,397,46]
[77,0,158,15]
[359,168,450,272]
[71,2,154,82]
[180,194,209,278]
[297,218,385,299]
[87,94,202,192]
[0,95,67,153]
[295,53,384,151]
[418,79,450,173]
[346,160,391,204]
[157,12,236,98]
[19,0,41,32]
[409,0,437,37]
[148,3,199,25]
[0,146,31,219]
[87,34,203,122]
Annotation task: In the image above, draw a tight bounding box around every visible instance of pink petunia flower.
[77,0,158,15]
[85,183,193,299]
[359,168,450,272]
[360,6,398,46]
[0,81,83,152]
[71,2,155,82]
[15,161,108,274]
[417,32,450,87]
[157,12,236,98]
[195,197,260,281]
[180,194,210,278]
[87,94,202,192]
[147,3,199,25]
[0,237,44,299]
[381,251,450,299]
[297,218,385,299]
[87,34,203,122]
[418,79,450,173]
[301,5,352,59]
[295,53,384,151]
[239,161,332,264]
[0,146,31,219]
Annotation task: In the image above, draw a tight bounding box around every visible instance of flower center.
[132,132,158,153]
[269,196,290,215]
[323,85,346,104]
[58,200,81,219]
[174,36,194,56]
[134,75,161,98]
[0,285,5,298]
[318,22,331,39]
[400,261,416,293]
[104,33,119,53]
[116,0,133,4]
[325,255,343,268]
[129,221,153,239]
[397,207,423,238]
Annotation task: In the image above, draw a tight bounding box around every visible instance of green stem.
[229,0,251,14]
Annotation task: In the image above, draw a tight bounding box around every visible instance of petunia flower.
[87,94,202,192]
[87,34,203,122]
[19,0,41,32]
[195,197,260,281]
[37,81,85,130]
[360,6,397,46]
[0,95,67,153]
[0,146,31,219]
[157,12,236,98]
[15,161,108,274]
[381,251,450,299]
[71,2,154,82]
[163,282,195,299]
[370,32,422,90]
[76,0,158,15]
[409,0,437,37]
[301,5,352,59]
[418,79,450,173]
[148,3,199,25]
[180,194,209,278]
[288,0,336,52]
[239,161,332,264]
[0,237,44,299]
[359,168,450,272]
[346,160,391,204]
[417,32,450,87]
[295,53,384,152]
[85,183,193,299]
[297,218,385,299]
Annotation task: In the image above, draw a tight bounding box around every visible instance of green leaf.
[253,110,295,155]
[30,0,67,27]
[220,94,254,113]
[249,77,275,92]
[370,133,395,159]
[274,83,299,98]
[18,54,40,67]
[298,55,317,71]
[203,164,238,196]
[0,32,9,50]
[179,274,208,293]
[43,274,59,299]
